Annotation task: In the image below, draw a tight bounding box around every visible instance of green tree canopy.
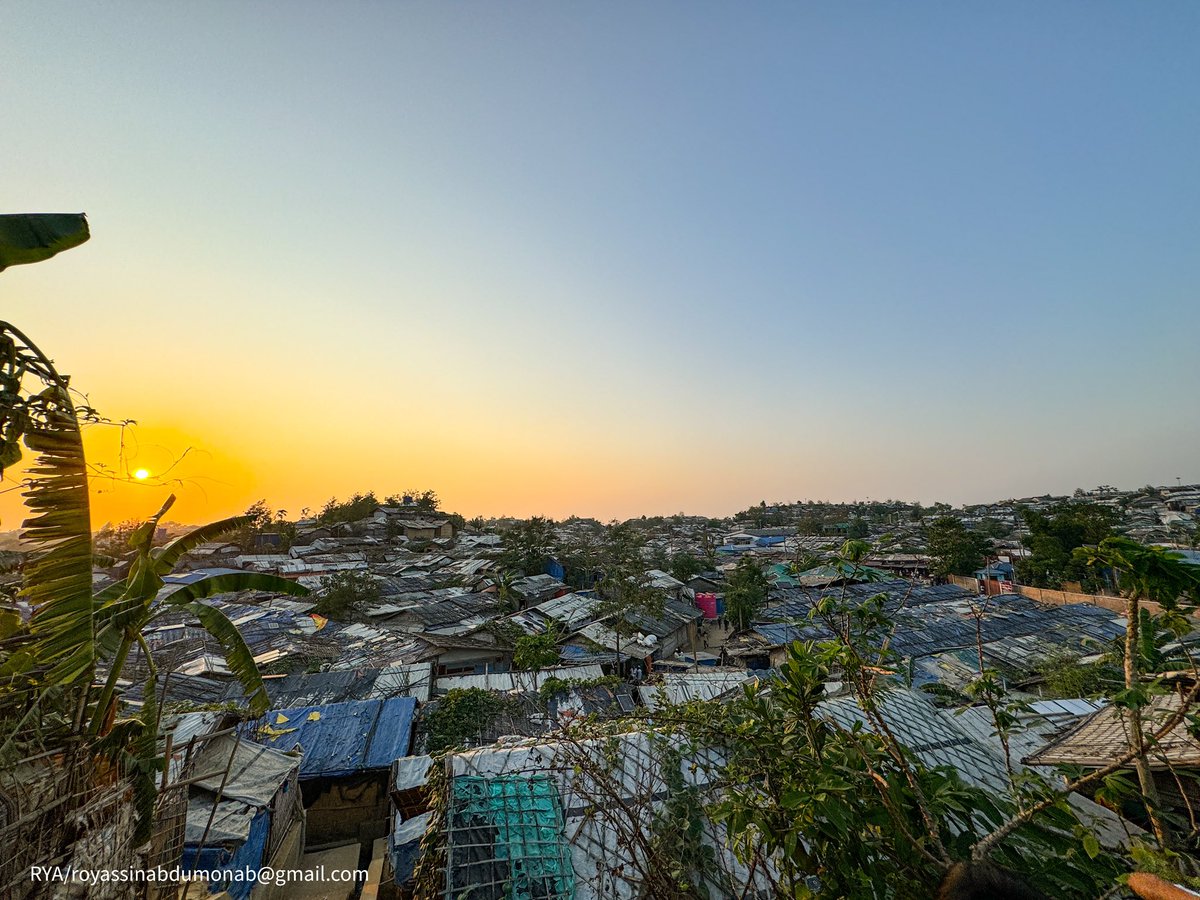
[318,491,379,524]
[315,569,380,620]
[499,516,558,576]
[1016,502,1119,588]
[925,517,992,578]
[669,551,706,583]
[725,555,770,630]
[513,630,561,671]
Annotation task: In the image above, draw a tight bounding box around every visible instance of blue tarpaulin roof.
[246,696,417,778]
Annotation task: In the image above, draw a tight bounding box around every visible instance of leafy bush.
[315,569,380,620]
[421,688,517,755]
[513,631,561,671]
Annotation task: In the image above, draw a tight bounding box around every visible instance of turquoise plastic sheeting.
[447,775,575,899]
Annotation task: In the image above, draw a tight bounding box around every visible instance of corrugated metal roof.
[436,665,604,695]
[162,711,226,782]
[245,696,417,777]
[821,688,1011,795]
[639,671,760,709]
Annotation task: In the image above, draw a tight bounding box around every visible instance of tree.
[513,630,561,671]
[233,499,296,551]
[1016,502,1119,588]
[593,522,664,667]
[669,551,705,583]
[315,569,380,620]
[499,516,557,576]
[1074,537,1200,848]
[388,489,440,513]
[724,555,769,630]
[318,491,379,524]
[925,517,992,578]
[975,517,1010,540]
[0,314,307,847]
[555,528,604,589]
[93,519,152,560]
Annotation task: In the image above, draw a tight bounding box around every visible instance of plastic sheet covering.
[393,755,435,792]
[184,795,258,845]
[390,811,432,885]
[247,696,417,777]
[446,775,575,900]
[181,807,270,900]
[191,734,300,806]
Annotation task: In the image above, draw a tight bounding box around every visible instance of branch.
[972,677,1200,860]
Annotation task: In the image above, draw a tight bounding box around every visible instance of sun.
[133,469,150,481]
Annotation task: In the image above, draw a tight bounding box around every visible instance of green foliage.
[318,491,379,524]
[499,516,557,576]
[386,489,440,513]
[646,742,727,898]
[724,555,769,630]
[1074,536,1200,610]
[669,619,1125,897]
[512,630,561,671]
[975,517,1011,540]
[1130,844,1200,891]
[232,499,296,551]
[669,551,706,583]
[1033,650,1120,698]
[0,213,90,272]
[925,516,992,578]
[3,322,97,687]
[553,527,605,589]
[1015,502,1119,589]
[94,519,164,560]
[422,688,516,755]
[315,569,380,620]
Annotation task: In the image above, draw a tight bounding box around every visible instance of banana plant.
[1,316,307,747]
[88,492,307,734]
[1,319,99,742]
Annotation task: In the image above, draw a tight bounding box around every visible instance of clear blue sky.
[3,3,1198,522]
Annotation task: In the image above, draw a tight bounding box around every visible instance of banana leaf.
[0,214,90,272]
[183,601,270,716]
[150,515,251,574]
[159,570,309,605]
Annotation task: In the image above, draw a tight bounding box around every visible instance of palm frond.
[150,515,251,574]
[182,602,269,717]
[1,323,95,686]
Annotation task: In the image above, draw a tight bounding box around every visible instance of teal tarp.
[447,775,575,899]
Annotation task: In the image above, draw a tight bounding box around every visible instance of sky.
[2,2,1198,528]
